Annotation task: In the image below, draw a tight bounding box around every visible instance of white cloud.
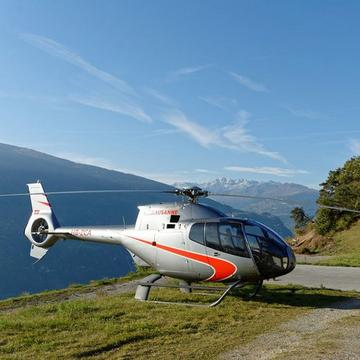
[168,64,211,82]
[229,71,268,92]
[222,111,285,162]
[349,139,360,155]
[284,106,325,120]
[70,95,152,123]
[143,87,176,106]
[195,168,217,174]
[21,33,135,96]
[199,95,238,111]
[162,109,285,162]
[163,109,219,147]
[21,33,155,124]
[225,166,309,177]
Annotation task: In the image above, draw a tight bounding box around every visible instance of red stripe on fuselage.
[128,236,237,282]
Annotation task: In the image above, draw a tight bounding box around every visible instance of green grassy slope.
[294,221,360,267]
[317,221,360,267]
[0,274,358,359]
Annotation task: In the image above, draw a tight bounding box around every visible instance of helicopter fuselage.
[46,202,296,283]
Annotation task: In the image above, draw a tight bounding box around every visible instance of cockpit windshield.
[189,218,295,278]
[243,221,289,277]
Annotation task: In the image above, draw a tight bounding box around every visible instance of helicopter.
[2,182,360,307]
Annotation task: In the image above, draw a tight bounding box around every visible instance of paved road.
[269,265,360,292]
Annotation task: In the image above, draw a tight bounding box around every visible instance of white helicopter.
[2,182,359,307]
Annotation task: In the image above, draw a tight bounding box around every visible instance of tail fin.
[28,182,54,216]
[25,182,60,260]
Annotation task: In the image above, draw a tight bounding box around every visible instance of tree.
[291,207,309,230]
[316,156,360,235]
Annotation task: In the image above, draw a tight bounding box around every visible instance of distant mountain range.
[0,143,291,299]
[174,178,319,229]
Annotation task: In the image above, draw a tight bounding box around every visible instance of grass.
[0,278,358,359]
[0,266,153,312]
[317,222,360,267]
[295,222,360,267]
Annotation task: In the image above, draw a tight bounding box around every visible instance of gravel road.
[220,298,360,360]
[269,264,360,292]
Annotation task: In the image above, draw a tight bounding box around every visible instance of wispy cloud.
[21,33,135,96]
[349,139,360,155]
[225,166,309,177]
[70,95,152,123]
[0,91,67,110]
[162,109,285,162]
[167,64,211,82]
[261,129,360,142]
[163,109,218,147]
[136,128,180,138]
[195,168,217,174]
[222,111,285,162]
[229,71,268,92]
[143,87,176,106]
[283,105,325,120]
[20,33,155,123]
[199,95,238,112]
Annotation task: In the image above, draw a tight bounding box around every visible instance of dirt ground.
[220,298,360,360]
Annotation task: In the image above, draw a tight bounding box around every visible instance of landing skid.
[135,274,263,307]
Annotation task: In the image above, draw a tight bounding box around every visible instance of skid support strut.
[134,274,261,307]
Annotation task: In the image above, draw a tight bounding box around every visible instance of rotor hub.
[175,187,209,203]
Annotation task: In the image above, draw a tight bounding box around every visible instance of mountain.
[174,178,319,229]
[0,143,290,299]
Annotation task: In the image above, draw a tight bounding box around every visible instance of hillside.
[175,178,318,229]
[0,143,291,299]
[292,221,360,267]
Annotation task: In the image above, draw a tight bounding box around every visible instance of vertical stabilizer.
[28,182,53,215]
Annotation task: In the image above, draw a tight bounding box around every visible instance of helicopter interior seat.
[218,223,248,257]
[219,227,236,254]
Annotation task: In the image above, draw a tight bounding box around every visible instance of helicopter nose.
[284,245,296,274]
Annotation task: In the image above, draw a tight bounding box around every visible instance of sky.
[0,0,359,188]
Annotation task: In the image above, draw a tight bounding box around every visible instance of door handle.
[213,252,220,257]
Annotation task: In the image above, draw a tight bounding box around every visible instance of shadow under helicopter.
[242,285,360,310]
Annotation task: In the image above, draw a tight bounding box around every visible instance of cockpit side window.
[205,223,222,251]
[244,224,264,251]
[219,223,249,257]
[189,223,205,245]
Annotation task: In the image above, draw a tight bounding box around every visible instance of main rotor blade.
[208,192,298,205]
[0,189,174,198]
[209,192,360,213]
[318,204,360,214]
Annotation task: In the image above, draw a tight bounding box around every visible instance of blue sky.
[0,1,359,188]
